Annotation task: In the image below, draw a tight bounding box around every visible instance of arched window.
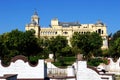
[96,30,97,33]
[98,29,101,34]
[55,31,57,34]
[102,30,104,34]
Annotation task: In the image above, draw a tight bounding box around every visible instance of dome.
[28,20,37,26]
[95,20,104,26]
[32,11,39,18]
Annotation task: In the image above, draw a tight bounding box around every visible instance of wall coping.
[0,74,17,79]
[0,55,39,67]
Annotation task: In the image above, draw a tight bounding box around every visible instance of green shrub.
[87,58,108,67]
[29,56,39,65]
[53,56,76,67]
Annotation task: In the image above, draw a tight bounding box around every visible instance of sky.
[0,0,120,34]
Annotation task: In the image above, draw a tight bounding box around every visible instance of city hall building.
[25,12,108,49]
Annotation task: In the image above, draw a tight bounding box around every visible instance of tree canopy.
[108,30,120,58]
[48,36,68,61]
[71,32,103,59]
[0,29,42,64]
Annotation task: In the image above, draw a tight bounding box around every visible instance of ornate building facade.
[25,12,108,49]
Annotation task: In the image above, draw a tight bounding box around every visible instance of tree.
[48,36,68,61]
[20,30,42,56]
[111,30,120,41]
[71,32,102,60]
[109,38,120,59]
[114,38,120,53]
[61,45,72,57]
[0,34,8,58]
[89,32,103,57]
[0,29,42,65]
[108,30,120,58]
[71,46,82,56]
[37,37,50,59]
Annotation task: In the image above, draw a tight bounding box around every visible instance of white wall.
[76,61,102,80]
[98,58,120,74]
[0,56,114,80]
[47,62,75,80]
[0,59,45,79]
[47,61,113,80]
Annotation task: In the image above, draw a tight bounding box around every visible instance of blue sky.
[0,0,120,34]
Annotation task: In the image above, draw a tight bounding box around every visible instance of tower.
[31,11,39,24]
[25,11,40,37]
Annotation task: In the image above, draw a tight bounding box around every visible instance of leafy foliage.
[111,30,120,41]
[87,58,108,67]
[53,56,76,67]
[48,36,68,61]
[0,29,42,65]
[108,30,120,58]
[71,32,103,60]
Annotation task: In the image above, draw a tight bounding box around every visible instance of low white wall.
[0,59,45,79]
[98,58,120,74]
[47,62,75,77]
[0,56,114,80]
[100,74,113,80]
[77,61,102,80]
[47,60,114,80]
[0,74,17,80]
